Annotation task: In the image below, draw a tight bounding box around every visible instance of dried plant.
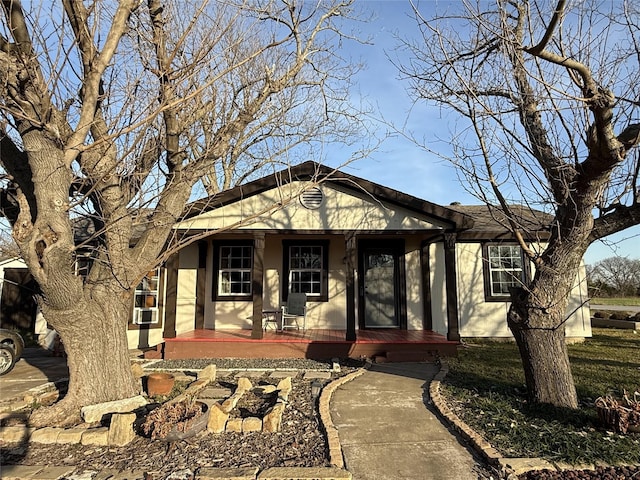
[595,390,640,434]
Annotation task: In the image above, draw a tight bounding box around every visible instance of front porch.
[158,329,459,361]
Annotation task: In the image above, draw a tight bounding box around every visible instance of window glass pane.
[217,245,252,296]
[487,245,524,297]
[288,245,323,296]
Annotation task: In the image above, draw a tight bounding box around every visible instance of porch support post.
[443,232,460,341]
[194,241,207,330]
[251,233,265,339]
[345,233,357,341]
[420,241,433,331]
[163,253,178,339]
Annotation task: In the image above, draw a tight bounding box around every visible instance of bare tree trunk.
[30,292,137,427]
[508,308,578,408]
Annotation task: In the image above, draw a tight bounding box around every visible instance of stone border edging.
[429,359,570,477]
[317,365,368,469]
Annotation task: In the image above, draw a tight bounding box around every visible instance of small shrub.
[610,312,632,320]
[593,311,609,319]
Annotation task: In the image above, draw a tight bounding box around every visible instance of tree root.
[29,397,82,428]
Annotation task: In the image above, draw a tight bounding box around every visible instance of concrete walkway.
[330,363,483,480]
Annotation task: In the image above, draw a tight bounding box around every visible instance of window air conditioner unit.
[133,308,159,325]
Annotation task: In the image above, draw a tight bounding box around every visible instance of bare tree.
[0,0,369,426]
[398,0,640,408]
[590,257,640,297]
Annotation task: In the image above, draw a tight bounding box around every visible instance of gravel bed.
[147,357,363,371]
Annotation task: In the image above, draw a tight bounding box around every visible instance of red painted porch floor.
[161,329,459,361]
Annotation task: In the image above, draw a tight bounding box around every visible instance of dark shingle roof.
[448,204,553,240]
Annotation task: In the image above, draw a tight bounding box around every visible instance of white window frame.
[486,245,525,298]
[288,245,324,297]
[217,245,253,297]
[133,269,160,324]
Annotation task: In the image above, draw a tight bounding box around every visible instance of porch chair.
[281,292,307,331]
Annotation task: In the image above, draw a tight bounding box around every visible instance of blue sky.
[326,0,639,266]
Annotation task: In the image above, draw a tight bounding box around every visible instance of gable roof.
[182,161,475,230]
[449,204,553,240]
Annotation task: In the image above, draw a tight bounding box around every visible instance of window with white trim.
[216,244,253,298]
[283,240,329,301]
[484,244,527,300]
[133,269,160,324]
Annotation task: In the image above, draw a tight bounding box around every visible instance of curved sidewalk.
[330,362,484,480]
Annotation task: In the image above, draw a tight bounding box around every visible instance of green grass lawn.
[591,297,640,306]
[442,329,640,465]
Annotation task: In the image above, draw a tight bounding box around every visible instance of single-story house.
[127,161,591,359]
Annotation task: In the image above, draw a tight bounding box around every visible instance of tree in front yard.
[0,0,368,426]
[399,0,640,408]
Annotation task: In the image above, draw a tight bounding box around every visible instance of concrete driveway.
[0,347,68,402]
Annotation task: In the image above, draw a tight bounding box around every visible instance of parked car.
[0,329,25,375]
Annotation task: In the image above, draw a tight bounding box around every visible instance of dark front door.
[358,240,406,329]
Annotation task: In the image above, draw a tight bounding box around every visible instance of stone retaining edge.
[429,359,600,477]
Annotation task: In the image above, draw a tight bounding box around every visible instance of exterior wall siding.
[177,182,449,232]
[455,242,591,338]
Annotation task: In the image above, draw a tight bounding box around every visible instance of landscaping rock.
[81,395,147,423]
[198,364,217,382]
[56,428,85,444]
[197,467,259,480]
[226,418,243,433]
[236,377,252,393]
[206,403,229,434]
[242,417,262,433]
[262,403,285,433]
[30,427,61,444]
[108,412,136,446]
[80,427,109,446]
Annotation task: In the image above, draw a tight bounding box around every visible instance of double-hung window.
[133,269,160,325]
[283,240,329,302]
[214,242,253,300]
[483,244,528,301]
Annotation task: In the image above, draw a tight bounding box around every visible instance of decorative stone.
[207,403,229,434]
[226,418,243,432]
[220,391,245,414]
[30,427,61,444]
[199,387,233,399]
[269,371,297,379]
[81,395,148,423]
[236,377,252,393]
[0,425,33,444]
[165,468,193,480]
[80,427,109,446]
[302,371,331,380]
[28,466,76,480]
[242,417,262,433]
[253,385,277,395]
[197,467,259,480]
[198,364,217,382]
[108,412,136,446]
[173,372,195,383]
[56,428,85,444]
[257,467,352,480]
[262,403,285,433]
[276,377,292,396]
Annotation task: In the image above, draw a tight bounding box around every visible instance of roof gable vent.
[300,186,324,210]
